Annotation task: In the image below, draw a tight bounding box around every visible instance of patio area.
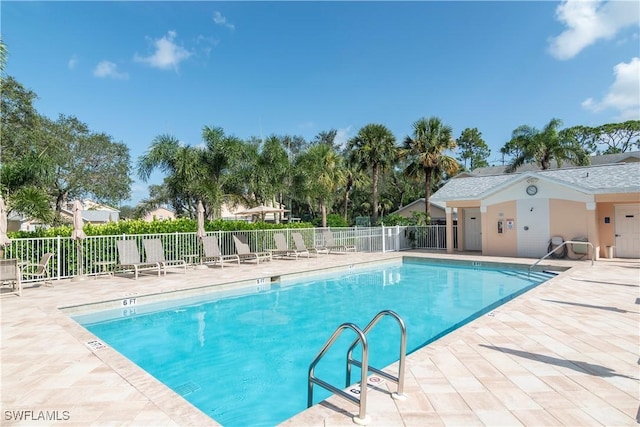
[1,251,638,426]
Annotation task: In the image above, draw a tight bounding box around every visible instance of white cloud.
[68,55,78,70]
[213,11,235,31]
[93,60,129,80]
[134,30,192,70]
[582,57,640,120]
[334,126,353,148]
[548,0,640,60]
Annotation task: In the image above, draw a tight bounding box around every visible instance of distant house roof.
[468,151,640,176]
[432,162,640,202]
[391,198,446,212]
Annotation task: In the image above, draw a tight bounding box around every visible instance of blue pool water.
[73,259,552,426]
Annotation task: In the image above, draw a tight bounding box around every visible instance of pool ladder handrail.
[346,310,407,400]
[307,310,407,425]
[529,240,594,276]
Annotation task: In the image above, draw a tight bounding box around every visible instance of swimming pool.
[72,258,555,426]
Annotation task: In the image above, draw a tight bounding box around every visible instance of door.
[517,198,550,258]
[615,205,640,258]
[464,208,482,251]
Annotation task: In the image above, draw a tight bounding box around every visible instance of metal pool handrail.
[308,323,370,425]
[529,240,595,274]
[346,310,407,400]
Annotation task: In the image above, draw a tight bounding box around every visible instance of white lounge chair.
[232,235,272,264]
[292,232,328,256]
[143,238,187,276]
[202,235,240,268]
[271,233,309,259]
[115,240,160,279]
[321,230,357,253]
[21,252,54,287]
[0,259,22,296]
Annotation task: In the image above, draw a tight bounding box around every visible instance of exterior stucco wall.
[482,201,517,256]
[549,199,590,257]
[143,208,176,222]
[597,203,616,257]
[595,193,640,258]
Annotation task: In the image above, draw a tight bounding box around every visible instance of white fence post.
[56,235,61,282]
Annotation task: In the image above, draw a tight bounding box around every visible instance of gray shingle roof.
[539,163,640,193]
[469,151,640,176]
[432,162,640,201]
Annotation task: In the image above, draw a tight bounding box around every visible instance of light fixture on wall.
[526,177,539,184]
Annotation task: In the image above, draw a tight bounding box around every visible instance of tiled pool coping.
[1,251,638,426]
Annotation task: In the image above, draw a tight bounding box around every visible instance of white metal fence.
[1,225,457,283]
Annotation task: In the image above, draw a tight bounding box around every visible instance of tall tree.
[312,129,340,150]
[279,134,307,218]
[2,77,131,222]
[200,126,254,216]
[0,76,53,222]
[502,118,590,172]
[566,121,640,154]
[456,127,490,170]
[347,123,397,224]
[137,134,203,216]
[401,117,459,218]
[39,114,132,211]
[1,77,41,159]
[293,142,346,227]
[0,37,7,76]
[379,164,422,213]
[340,151,370,223]
[257,136,290,220]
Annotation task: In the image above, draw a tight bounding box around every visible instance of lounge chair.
[115,240,160,279]
[292,232,328,256]
[202,235,240,268]
[321,230,357,253]
[0,259,22,296]
[271,233,309,259]
[143,238,187,276]
[232,235,272,264]
[21,252,54,287]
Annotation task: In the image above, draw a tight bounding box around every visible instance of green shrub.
[378,214,412,226]
[7,218,315,238]
[312,214,348,228]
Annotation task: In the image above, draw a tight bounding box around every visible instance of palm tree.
[257,136,289,208]
[200,126,251,216]
[340,156,369,223]
[137,134,204,216]
[347,124,397,224]
[293,142,346,227]
[502,118,590,173]
[401,117,459,218]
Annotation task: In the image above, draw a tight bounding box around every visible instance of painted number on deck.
[122,298,137,307]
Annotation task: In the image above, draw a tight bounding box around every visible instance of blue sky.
[3,1,639,206]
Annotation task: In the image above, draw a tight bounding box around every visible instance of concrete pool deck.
[1,251,638,426]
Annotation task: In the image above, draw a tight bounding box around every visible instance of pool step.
[502,270,557,282]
